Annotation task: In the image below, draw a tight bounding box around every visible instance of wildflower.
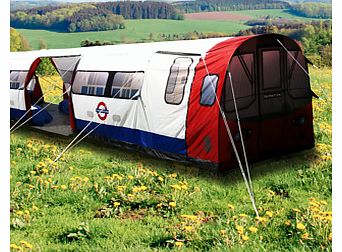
[30,171,36,175]
[60,185,67,190]
[183,226,193,232]
[156,203,163,208]
[266,211,273,218]
[83,177,89,183]
[255,216,267,223]
[32,205,38,211]
[301,233,309,240]
[69,166,74,171]
[169,173,177,178]
[16,211,24,216]
[171,185,182,190]
[296,223,306,230]
[12,161,16,165]
[174,241,183,247]
[10,244,19,249]
[112,174,123,180]
[47,178,52,183]
[320,200,328,205]
[117,186,126,192]
[239,213,248,218]
[248,226,258,233]
[140,185,148,191]
[180,215,197,220]
[220,230,226,235]
[41,168,49,174]
[24,210,30,215]
[328,233,332,241]
[180,184,188,190]
[28,185,35,190]
[241,235,249,241]
[292,208,301,213]
[113,202,121,207]
[127,175,134,180]
[27,143,33,148]
[127,194,134,198]
[228,204,235,210]
[236,225,244,235]
[169,202,176,208]
[285,220,291,226]
[157,176,164,182]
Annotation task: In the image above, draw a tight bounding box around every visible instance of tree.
[10,27,30,52]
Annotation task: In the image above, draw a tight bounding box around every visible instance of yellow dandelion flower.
[285,220,291,226]
[266,211,273,218]
[41,168,49,174]
[156,203,163,208]
[113,202,121,207]
[255,216,267,223]
[181,185,188,190]
[60,185,67,190]
[174,241,183,247]
[183,226,193,232]
[10,244,19,249]
[296,223,306,230]
[127,194,134,198]
[248,226,258,233]
[127,175,134,180]
[227,204,235,210]
[83,177,89,183]
[220,229,226,235]
[157,176,164,182]
[169,202,176,208]
[30,171,36,175]
[24,210,30,215]
[292,208,301,213]
[69,166,74,171]
[16,211,24,216]
[32,205,38,211]
[328,233,332,241]
[169,173,177,178]
[236,225,244,235]
[301,233,309,240]
[140,185,147,191]
[171,184,182,190]
[27,143,33,148]
[241,235,249,241]
[239,213,248,218]
[47,178,52,183]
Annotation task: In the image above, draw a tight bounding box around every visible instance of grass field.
[10,67,332,251]
[17,19,248,50]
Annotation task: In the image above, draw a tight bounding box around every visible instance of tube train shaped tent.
[10,34,315,169]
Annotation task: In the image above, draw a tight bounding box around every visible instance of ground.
[10,67,332,251]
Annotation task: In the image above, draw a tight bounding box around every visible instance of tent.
[10,34,315,169]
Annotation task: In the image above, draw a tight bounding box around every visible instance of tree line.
[289,2,331,19]
[173,0,290,13]
[236,20,332,67]
[10,1,183,32]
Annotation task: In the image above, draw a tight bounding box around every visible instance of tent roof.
[10,37,233,71]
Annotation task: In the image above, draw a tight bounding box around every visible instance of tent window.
[200,74,219,106]
[262,50,281,89]
[225,53,255,112]
[165,57,193,105]
[72,71,108,96]
[111,72,144,99]
[287,51,310,99]
[10,71,27,90]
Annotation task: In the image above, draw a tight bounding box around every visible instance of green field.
[10,68,332,251]
[232,9,326,21]
[18,19,248,50]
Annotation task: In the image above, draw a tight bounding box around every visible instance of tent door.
[257,48,286,156]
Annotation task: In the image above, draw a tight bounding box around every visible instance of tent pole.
[228,71,255,199]
[202,56,259,218]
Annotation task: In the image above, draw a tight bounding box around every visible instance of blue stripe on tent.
[10,108,26,121]
[75,119,186,155]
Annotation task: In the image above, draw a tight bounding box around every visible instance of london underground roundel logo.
[96,101,109,121]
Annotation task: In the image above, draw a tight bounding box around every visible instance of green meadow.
[17,19,248,50]
[10,68,332,251]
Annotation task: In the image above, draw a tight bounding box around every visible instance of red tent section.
[186,34,314,169]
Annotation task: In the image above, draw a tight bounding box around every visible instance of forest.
[173,0,290,13]
[10,1,183,32]
[289,2,332,19]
